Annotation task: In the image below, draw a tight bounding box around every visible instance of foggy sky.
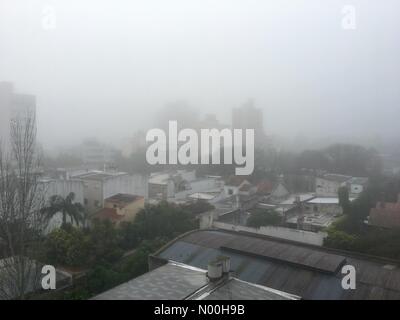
[1,0,399,151]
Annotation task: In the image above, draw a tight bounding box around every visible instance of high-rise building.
[0,82,36,148]
[232,99,263,132]
[81,139,117,168]
[232,99,266,148]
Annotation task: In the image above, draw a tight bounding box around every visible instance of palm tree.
[42,192,85,227]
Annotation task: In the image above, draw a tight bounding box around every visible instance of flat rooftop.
[155,230,400,299]
[307,197,356,204]
[188,192,217,200]
[74,171,127,181]
[320,174,352,183]
[278,193,315,206]
[286,213,337,228]
[149,173,170,185]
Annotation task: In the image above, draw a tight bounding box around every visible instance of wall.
[41,179,85,232]
[212,221,327,246]
[83,179,103,212]
[174,178,221,200]
[104,197,145,223]
[315,178,343,197]
[224,185,239,197]
[350,183,364,196]
[304,203,342,215]
[149,182,169,200]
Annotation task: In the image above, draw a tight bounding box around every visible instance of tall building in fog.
[232,99,266,148]
[0,82,36,148]
[81,139,117,168]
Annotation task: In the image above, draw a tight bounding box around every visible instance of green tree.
[134,202,196,240]
[89,219,124,264]
[182,200,214,215]
[324,229,357,249]
[44,226,90,267]
[42,192,85,227]
[118,221,141,250]
[247,209,282,228]
[338,186,350,214]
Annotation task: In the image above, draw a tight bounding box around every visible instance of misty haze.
[1,0,400,304]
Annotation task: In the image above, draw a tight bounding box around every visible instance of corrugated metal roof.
[157,230,400,300]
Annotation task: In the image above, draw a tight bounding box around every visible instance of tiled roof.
[106,193,143,204]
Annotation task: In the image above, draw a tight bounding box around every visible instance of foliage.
[42,192,85,227]
[295,144,382,177]
[247,209,282,228]
[325,176,400,260]
[41,201,198,299]
[324,227,358,249]
[181,200,214,215]
[134,201,197,240]
[338,186,350,214]
[85,265,126,294]
[117,221,141,250]
[89,219,124,265]
[44,226,91,267]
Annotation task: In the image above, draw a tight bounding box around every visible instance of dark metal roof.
[157,230,400,300]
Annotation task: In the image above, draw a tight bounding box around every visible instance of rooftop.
[307,197,356,204]
[320,174,352,183]
[74,171,127,181]
[188,192,217,200]
[286,212,337,228]
[349,177,369,185]
[92,261,298,300]
[155,229,400,299]
[149,173,171,185]
[225,176,249,187]
[239,184,253,192]
[278,193,315,206]
[105,193,143,204]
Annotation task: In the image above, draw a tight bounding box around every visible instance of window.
[94,200,100,207]
[84,198,88,205]
[228,189,233,195]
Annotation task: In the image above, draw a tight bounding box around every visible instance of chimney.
[207,257,231,282]
[207,261,223,282]
[219,256,231,274]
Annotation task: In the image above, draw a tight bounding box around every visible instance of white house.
[223,176,252,197]
[74,171,148,213]
[315,174,352,197]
